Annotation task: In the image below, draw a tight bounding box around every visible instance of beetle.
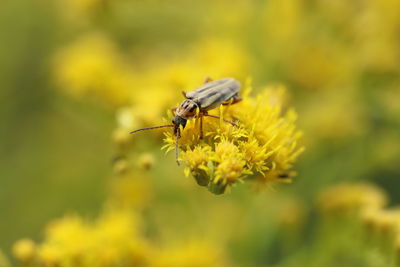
[130,77,242,165]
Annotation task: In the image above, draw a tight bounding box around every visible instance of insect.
[130,77,242,165]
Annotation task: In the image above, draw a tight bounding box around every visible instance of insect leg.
[203,76,213,84]
[199,114,204,139]
[222,98,242,106]
[175,135,180,165]
[175,126,181,165]
[203,114,238,127]
[182,91,187,98]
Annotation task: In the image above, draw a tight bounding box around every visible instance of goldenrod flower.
[37,243,64,267]
[318,182,388,215]
[137,153,156,170]
[361,208,400,237]
[163,83,304,194]
[150,240,229,267]
[0,250,9,267]
[182,145,212,186]
[12,239,36,263]
[21,209,153,267]
[53,33,132,107]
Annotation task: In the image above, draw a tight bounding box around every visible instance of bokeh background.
[1,0,400,266]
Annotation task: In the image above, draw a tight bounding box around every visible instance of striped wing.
[186,78,240,110]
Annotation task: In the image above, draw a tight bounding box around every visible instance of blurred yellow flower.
[13,206,231,267]
[12,238,36,263]
[137,153,156,170]
[354,0,400,72]
[0,250,9,267]
[37,243,65,267]
[27,209,153,267]
[263,0,303,44]
[150,240,229,267]
[53,33,132,107]
[300,89,368,145]
[361,208,400,236]
[285,40,355,90]
[318,182,388,215]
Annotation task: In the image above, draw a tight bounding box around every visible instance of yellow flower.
[37,243,65,267]
[92,210,151,266]
[163,83,304,194]
[360,207,400,257]
[318,182,388,215]
[263,0,303,44]
[150,240,229,267]
[137,153,156,170]
[182,145,212,186]
[361,208,400,236]
[19,208,153,267]
[53,33,132,107]
[301,89,367,146]
[43,214,93,263]
[209,140,249,194]
[0,249,10,267]
[12,239,36,263]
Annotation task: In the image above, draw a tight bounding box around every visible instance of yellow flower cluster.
[163,84,304,194]
[13,208,228,267]
[0,250,9,267]
[151,240,228,267]
[13,209,150,267]
[318,183,400,263]
[317,182,388,215]
[53,33,133,107]
[360,207,400,263]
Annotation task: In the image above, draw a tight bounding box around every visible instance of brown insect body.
[130,77,241,165]
[172,78,240,129]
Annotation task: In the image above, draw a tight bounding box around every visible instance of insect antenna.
[175,127,180,166]
[130,125,174,134]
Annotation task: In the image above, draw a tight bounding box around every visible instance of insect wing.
[186,78,240,110]
[186,78,230,99]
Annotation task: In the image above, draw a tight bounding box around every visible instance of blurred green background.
[1,0,400,266]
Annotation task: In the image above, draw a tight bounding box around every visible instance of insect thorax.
[176,99,199,119]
